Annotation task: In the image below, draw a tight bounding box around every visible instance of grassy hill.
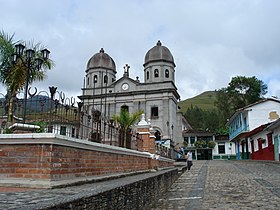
[179,91,217,114]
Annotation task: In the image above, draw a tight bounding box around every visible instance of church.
[78,40,187,147]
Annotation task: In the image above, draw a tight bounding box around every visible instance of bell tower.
[143,40,176,84]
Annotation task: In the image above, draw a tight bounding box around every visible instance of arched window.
[93,75,98,83]
[87,77,90,86]
[104,75,108,84]
[121,105,129,113]
[147,71,149,80]
[155,130,161,140]
[165,69,169,78]
[154,69,159,78]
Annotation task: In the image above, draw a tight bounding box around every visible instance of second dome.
[144,40,175,67]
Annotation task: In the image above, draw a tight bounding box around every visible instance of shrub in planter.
[183,140,188,147]
[208,140,216,148]
[194,140,207,148]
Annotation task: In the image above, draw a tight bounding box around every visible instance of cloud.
[0,0,280,100]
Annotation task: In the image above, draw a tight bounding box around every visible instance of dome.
[144,40,175,67]
[87,48,116,72]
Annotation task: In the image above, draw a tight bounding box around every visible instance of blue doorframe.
[237,142,241,160]
[274,135,279,161]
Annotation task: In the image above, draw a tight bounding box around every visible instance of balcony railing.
[229,124,249,141]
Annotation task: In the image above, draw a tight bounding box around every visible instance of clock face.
[122,83,129,90]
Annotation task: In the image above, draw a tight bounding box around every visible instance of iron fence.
[0,86,171,157]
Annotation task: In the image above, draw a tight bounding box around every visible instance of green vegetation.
[179,91,217,114]
[208,140,216,148]
[194,140,206,148]
[184,105,224,133]
[179,91,226,134]
[33,121,47,133]
[3,128,13,134]
[215,76,268,123]
[194,140,216,148]
[112,108,143,148]
[179,76,267,135]
[0,30,54,125]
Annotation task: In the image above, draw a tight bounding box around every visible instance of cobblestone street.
[151,160,280,210]
[0,160,280,209]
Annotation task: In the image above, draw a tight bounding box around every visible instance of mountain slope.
[179,91,217,114]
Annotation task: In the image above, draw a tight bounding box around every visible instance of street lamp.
[12,44,50,123]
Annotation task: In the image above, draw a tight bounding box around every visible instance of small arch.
[154,69,159,78]
[155,130,161,140]
[93,75,98,83]
[165,69,169,78]
[104,75,108,84]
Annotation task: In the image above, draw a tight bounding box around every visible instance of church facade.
[78,41,186,147]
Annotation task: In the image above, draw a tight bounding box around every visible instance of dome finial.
[157,40,161,46]
[100,48,104,53]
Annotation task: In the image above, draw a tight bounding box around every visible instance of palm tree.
[0,30,54,125]
[112,108,143,148]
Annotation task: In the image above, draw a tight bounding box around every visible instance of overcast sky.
[1,0,280,101]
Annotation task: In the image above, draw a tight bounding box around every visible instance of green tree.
[214,87,232,124]
[203,110,220,132]
[184,105,223,133]
[185,105,204,130]
[215,76,267,124]
[112,108,143,148]
[0,31,54,124]
[227,76,267,109]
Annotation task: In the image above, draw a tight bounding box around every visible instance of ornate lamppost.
[12,44,50,123]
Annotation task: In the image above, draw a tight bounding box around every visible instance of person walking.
[186,151,193,170]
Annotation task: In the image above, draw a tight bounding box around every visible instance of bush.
[33,121,47,133]
[208,140,216,148]
[194,140,207,148]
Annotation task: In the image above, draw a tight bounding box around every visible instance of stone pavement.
[150,160,280,210]
[1,160,280,209]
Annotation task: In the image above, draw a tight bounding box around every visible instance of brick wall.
[0,133,174,188]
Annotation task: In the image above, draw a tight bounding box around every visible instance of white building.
[212,135,236,160]
[183,129,236,160]
[78,41,187,147]
[227,98,280,160]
